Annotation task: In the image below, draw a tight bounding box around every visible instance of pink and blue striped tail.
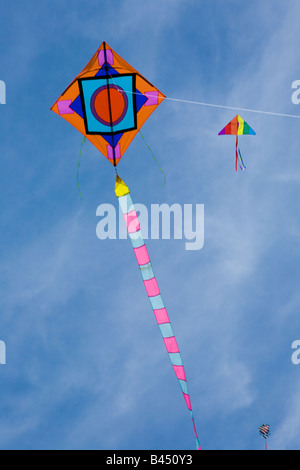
[115,175,201,450]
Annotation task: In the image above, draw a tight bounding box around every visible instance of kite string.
[119,88,300,120]
[163,96,300,119]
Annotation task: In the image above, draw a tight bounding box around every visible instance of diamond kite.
[218,115,256,171]
[51,41,165,166]
[51,42,200,450]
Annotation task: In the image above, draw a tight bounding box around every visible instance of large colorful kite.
[51,41,201,450]
[218,115,256,171]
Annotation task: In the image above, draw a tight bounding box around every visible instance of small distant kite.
[259,424,270,450]
[218,115,256,171]
[51,41,200,450]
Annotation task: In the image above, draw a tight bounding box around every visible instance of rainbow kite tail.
[115,175,201,450]
[238,148,246,171]
[235,135,238,171]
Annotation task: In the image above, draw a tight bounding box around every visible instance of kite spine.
[103,42,116,166]
[115,175,201,450]
[235,135,238,171]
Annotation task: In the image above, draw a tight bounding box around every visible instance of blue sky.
[0,0,300,450]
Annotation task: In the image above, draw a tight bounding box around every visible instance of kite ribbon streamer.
[238,148,246,171]
[115,175,201,450]
[235,135,238,172]
[139,131,166,187]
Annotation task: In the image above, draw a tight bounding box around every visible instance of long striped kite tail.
[115,175,201,450]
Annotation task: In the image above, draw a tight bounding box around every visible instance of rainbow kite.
[218,115,256,171]
[51,41,200,450]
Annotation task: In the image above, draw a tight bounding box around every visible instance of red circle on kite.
[90,85,128,127]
